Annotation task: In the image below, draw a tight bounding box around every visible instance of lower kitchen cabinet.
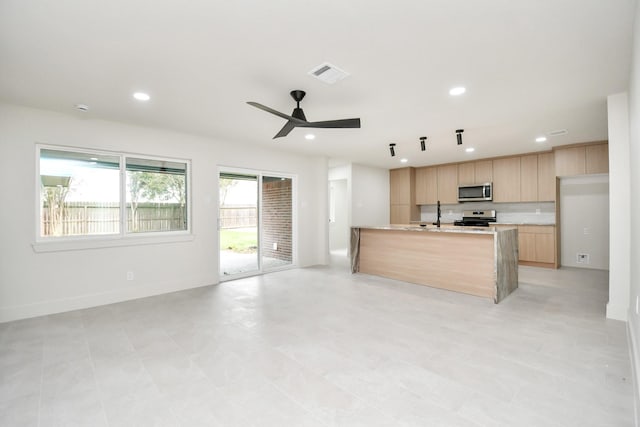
[518,225,556,267]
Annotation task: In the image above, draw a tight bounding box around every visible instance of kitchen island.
[351,225,518,303]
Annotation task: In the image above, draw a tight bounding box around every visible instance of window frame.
[34,144,192,252]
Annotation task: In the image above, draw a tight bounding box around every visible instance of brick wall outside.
[262,179,292,262]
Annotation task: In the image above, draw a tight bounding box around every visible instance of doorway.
[219,170,294,279]
[559,174,610,269]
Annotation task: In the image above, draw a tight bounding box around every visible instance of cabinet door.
[415,167,438,205]
[518,231,536,262]
[493,157,521,202]
[535,233,555,263]
[520,155,538,202]
[554,146,585,176]
[390,167,414,205]
[586,144,609,174]
[457,163,475,185]
[537,152,556,201]
[437,165,458,204]
[390,204,410,225]
[475,160,493,183]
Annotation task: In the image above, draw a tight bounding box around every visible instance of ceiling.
[0,0,636,169]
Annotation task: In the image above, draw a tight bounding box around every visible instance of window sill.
[32,233,194,253]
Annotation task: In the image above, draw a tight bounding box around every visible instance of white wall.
[559,175,610,270]
[0,103,329,322]
[350,163,389,227]
[329,179,348,251]
[628,2,640,423]
[607,93,631,321]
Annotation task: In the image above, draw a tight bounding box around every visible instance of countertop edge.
[353,225,517,235]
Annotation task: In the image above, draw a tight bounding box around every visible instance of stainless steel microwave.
[458,183,492,202]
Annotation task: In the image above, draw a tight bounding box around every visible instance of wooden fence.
[41,202,186,236]
[219,206,257,229]
[41,203,255,236]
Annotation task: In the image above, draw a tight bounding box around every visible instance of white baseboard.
[0,275,217,323]
[608,301,630,321]
[628,315,640,427]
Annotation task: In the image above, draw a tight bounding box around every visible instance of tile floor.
[0,256,633,426]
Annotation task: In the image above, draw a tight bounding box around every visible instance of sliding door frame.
[217,166,297,281]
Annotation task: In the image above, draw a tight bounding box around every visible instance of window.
[38,146,189,240]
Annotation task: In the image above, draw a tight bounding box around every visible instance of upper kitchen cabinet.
[437,164,458,204]
[554,142,608,176]
[537,152,555,201]
[457,160,492,186]
[554,146,586,176]
[586,143,609,174]
[474,160,493,183]
[520,154,538,202]
[415,166,438,205]
[389,167,419,224]
[457,163,475,185]
[493,157,521,202]
[519,153,555,202]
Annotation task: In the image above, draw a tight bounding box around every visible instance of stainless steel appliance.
[458,183,492,202]
[453,210,497,227]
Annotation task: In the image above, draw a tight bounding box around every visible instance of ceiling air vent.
[548,129,568,137]
[308,62,350,84]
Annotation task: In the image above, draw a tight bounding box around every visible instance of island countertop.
[358,224,516,235]
[351,225,518,303]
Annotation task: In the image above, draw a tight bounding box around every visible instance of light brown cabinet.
[457,163,475,185]
[437,165,458,204]
[518,225,555,266]
[389,167,419,224]
[586,143,609,174]
[554,143,608,176]
[415,166,438,205]
[457,160,493,186]
[537,152,555,201]
[475,160,493,183]
[493,157,521,202]
[554,146,585,177]
[520,155,538,202]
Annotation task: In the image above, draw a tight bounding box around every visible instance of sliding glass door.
[219,173,259,277]
[219,170,294,280]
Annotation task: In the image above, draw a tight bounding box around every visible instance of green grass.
[220,229,258,253]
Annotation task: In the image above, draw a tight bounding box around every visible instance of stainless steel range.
[454,210,497,227]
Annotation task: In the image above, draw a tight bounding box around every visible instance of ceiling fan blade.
[273,120,297,139]
[247,102,307,124]
[303,118,361,129]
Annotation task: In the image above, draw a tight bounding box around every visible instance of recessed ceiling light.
[305,134,315,140]
[90,157,98,161]
[465,147,475,153]
[400,158,408,163]
[133,92,150,101]
[535,136,547,143]
[449,87,466,96]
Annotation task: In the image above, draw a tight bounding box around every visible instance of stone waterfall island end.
[351,225,518,303]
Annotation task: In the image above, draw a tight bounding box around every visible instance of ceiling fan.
[247,90,361,139]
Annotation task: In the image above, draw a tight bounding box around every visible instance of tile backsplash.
[420,201,555,224]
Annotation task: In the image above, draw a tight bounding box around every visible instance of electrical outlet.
[576,253,590,264]
[583,227,590,235]
[273,242,278,250]
[126,271,134,281]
